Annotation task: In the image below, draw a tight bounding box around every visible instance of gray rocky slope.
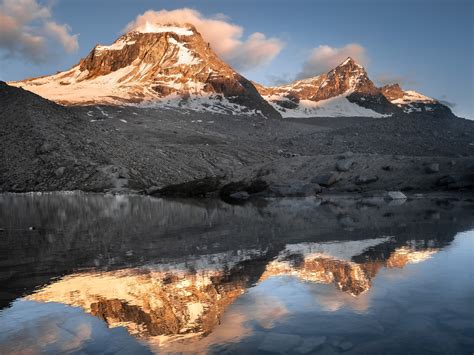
[1,81,473,197]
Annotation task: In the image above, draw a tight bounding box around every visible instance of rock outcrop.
[381,84,457,118]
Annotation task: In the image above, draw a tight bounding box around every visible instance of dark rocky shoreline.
[1,82,473,199]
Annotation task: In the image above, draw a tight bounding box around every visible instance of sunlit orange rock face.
[254,58,396,116]
[386,247,439,268]
[256,58,379,102]
[76,26,247,98]
[83,271,248,337]
[261,257,372,296]
[26,241,439,346]
[9,24,279,118]
[26,249,268,342]
[380,83,405,101]
[28,269,247,339]
[259,241,439,296]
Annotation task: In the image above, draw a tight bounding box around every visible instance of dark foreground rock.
[157,177,222,198]
[1,82,474,196]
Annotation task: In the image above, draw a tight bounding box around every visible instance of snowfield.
[264,92,390,118]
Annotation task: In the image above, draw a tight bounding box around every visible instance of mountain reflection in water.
[0,193,473,354]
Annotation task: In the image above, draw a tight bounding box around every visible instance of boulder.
[277,149,299,158]
[229,191,250,200]
[311,173,339,187]
[361,197,385,206]
[338,151,354,159]
[345,185,362,192]
[386,191,407,200]
[220,179,268,199]
[436,173,474,190]
[336,159,353,172]
[436,175,455,186]
[54,167,66,177]
[312,183,323,194]
[425,163,439,174]
[36,142,54,155]
[145,186,161,195]
[356,175,378,185]
[388,198,407,206]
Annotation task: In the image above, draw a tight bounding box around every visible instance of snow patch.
[96,39,136,52]
[396,247,438,264]
[96,106,111,118]
[167,38,200,66]
[265,92,388,118]
[392,90,436,105]
[135,94,266,117]
[136,23,194,36]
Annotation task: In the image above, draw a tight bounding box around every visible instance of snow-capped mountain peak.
[314,57,375,100]
[8,31,456,119]
[255,57,393,118]
[134,22,196,35]
[338,56,357,66]
[8,24,280,118]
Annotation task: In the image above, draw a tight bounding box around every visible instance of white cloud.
[0,0,79,62]
[44,21,79,53]
[297,43,368,79]
[124,8,284,71]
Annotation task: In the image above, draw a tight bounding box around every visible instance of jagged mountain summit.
[255,57,456,119]
[8,24,279,118]
[255,58,394,118]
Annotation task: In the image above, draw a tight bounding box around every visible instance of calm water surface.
[0,193,473,354]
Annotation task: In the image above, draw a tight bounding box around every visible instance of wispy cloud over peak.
[124,8,284,72]
[296,43,368,79]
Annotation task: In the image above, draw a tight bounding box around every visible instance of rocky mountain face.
[261,240,440,296]
[9,24,279,118]
[256,58,395,118]
[380,83,405,101]
[256,57,456,118]
[381,84,456,118]
[27,248,268,343]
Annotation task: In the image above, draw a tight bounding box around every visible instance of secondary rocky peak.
[337,56,360,67]
[313,57,376,101]
[380,84,404,101]
[380,84,456,118]
[255,56,396,117]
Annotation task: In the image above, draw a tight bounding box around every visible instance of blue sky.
[1,0,472,118]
